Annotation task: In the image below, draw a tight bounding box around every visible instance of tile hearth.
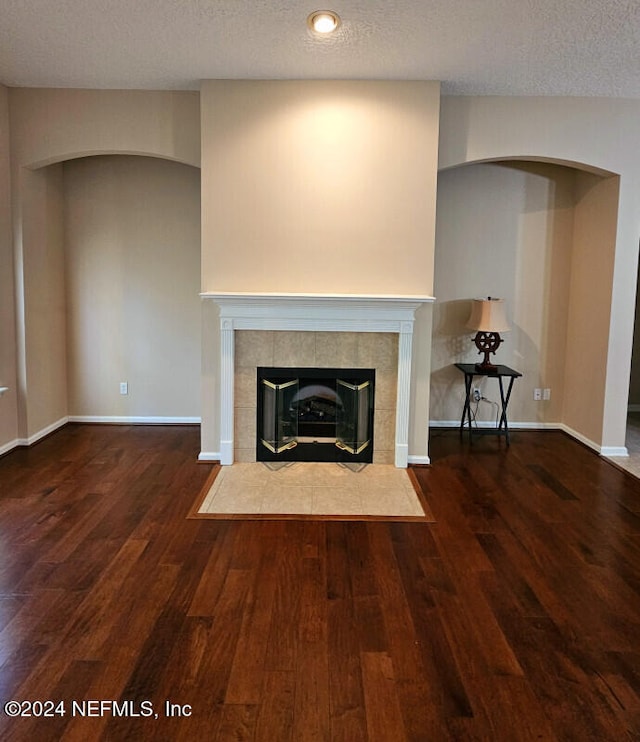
[197,463,431,519]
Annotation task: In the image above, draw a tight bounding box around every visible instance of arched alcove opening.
[15,153,201,438]
[430,157,619,451]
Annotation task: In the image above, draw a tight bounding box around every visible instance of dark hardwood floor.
[0,424,639,741]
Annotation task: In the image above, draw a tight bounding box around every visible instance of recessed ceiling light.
[307,10,341,35]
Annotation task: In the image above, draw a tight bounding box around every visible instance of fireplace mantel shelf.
[201,292,434,333]
[201,291,435,302]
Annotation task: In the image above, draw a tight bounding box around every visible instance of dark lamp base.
[473,331,503,371]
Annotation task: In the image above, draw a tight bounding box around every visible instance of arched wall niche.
[431,154,620,450]
[437,95,640,456]
[8,88,202,442]
[14,152,201,441]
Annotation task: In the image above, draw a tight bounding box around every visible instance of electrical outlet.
[472,388,482,402]
[543,388,551,400]
[120,382,128,395]
[533,388,542,401]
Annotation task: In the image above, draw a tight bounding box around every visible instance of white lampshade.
[467,297,510,333]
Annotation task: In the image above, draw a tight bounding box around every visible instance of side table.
[455,363,522,445]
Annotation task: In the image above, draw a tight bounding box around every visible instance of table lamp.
[466,297,510,371]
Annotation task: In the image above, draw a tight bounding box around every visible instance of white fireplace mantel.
[201,291,435,468]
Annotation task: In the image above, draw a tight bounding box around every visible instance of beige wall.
[3,86,639,460]
[201,80,440,295]
[9,88,200,169]
[0,86,18,451]
[199,80,440,460]
[63,155,201,419]
[432,161,619,443]
[431,161,576,425]
[7,89,201,445]
[19,164,68,436]
[563,172,619,442]
[438,96,640,452]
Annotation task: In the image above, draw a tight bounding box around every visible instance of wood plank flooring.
[0,423,639,740]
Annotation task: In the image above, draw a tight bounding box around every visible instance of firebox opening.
[257,367,375,463]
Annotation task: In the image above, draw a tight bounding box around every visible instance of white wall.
[63,155,201,421]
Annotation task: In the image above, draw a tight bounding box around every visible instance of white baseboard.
[600,447,629,457]
[556,423,630,457]
[68,416,201,424]
[0,416,70,457]
[0,438,21,456]
[1,416,628,465]
[198,451,221,462]
[429,420,465,428]
[218,440,235,465]
[29,416,70,444]
[429,419,629,457]
[0,416,201,457]
[556,423,601,453]
[429,419,559,430]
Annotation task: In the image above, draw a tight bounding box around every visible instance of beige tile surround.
[234,330,398,464]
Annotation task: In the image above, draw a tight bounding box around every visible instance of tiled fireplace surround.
[237,330,395,464]
[203,293,434,468]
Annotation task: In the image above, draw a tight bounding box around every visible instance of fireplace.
[199,292,435,467]
[257,366,375,463]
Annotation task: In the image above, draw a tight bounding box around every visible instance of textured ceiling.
[1,0,639,96]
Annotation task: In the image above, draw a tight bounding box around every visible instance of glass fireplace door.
[260,378,299,454]
[335,379,371,455]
